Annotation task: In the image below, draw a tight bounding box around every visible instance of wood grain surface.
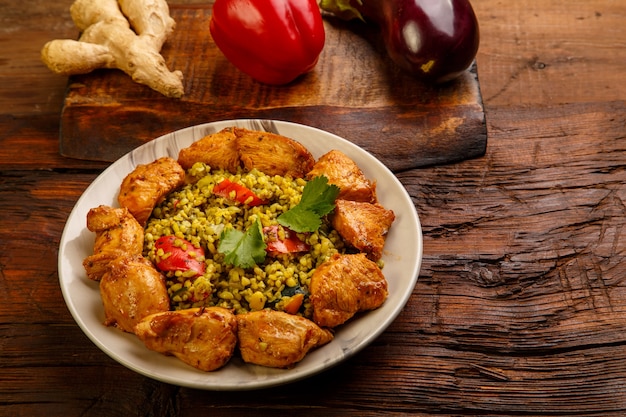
[2,0,626,416]
[59,3,487,167]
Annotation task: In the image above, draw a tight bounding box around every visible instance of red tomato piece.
[154,236,206,276]
[212,179,266,206]
[263,225,310,256]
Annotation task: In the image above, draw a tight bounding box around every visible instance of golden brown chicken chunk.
[82,205,144,281]
[99,254,170,333]
[331,199,395,261]
[134,307,238,372]
[235,128,315,178]
[237,310,333,368]
[307,150,377,203]
[177,127,240,172]
[117,156,185,226]
[176,127,315,178]
[309,253,388,328]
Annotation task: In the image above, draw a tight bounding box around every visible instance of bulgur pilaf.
[143,162,346,318]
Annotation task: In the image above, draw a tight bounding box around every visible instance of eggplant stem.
[318,0,365,21]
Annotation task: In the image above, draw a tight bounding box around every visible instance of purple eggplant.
[319,0,480,83]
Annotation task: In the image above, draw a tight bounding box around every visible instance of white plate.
[58,119,422,390]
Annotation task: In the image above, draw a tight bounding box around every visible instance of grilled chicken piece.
[99,254,170,333]
[309,253,388,328]
[83,205,144,281]
[332,199,395,261]
[235,128,315,178]
[176,127,315,178]
[237,310,333,368]
[306,150,376,203]
[135,307,238,372]
[118,156,185,226]
[177,127,240,172]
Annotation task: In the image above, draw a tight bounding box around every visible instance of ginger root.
[41,0,184,98]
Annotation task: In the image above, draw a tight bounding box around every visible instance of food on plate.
[40,0,184,98]
[82,205,145,281]
[212,178,268,207]
[82,127,396,370]
[99,254,171,333]
[177,128,240,171]
[307,150,377,203]
[237,310,333,368]
[134,307,238,372]
[209,0,325,85]
[143,165,344,315]
[309,253,388,328]
[178,127,316,178]
[331,199,395,261]
[263,225,310,257]
[236,127,316,177]
[153,235,207,277]
[118,156,186,226]
[319,0,480,83]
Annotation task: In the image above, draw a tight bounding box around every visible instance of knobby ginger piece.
[118,0,175,48]
[41,41,115,75]
[41,0,184,98]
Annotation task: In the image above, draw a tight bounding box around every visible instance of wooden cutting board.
[59,3,487,171]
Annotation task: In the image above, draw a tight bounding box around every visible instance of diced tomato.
[154,236,206,276]
[263,225,310,256]
[212,179,266,206]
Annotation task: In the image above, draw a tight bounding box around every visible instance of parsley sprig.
[218,218,267,269]
[278,176,340,233]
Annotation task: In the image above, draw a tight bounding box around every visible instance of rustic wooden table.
[2,0,626,415]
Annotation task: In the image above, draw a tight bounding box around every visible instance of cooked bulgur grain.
[143,163,345,317]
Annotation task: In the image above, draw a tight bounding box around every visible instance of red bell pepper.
[263,225,310,255]
[209,0,326,85]
[213,178,267,206]
[154,236,206,276]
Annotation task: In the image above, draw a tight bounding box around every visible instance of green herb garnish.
[218,218,267,268]
[278,176,340,233]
